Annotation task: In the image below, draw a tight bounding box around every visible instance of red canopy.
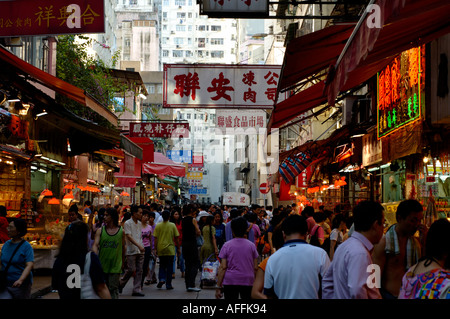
[268,81,327,130]
[326,0,450,105]
[142,152,186,177]
[278,24,355,92]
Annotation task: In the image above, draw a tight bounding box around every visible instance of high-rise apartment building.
[160,0,238,65]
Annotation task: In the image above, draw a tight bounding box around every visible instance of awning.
[268,81,327,130]
[0,46,118,125]
[120,134,143,160]
[127,136,155,163]
[326,0,450,105]
[114,155,142,187]
[142,152,186,177]
[278,24,355,93]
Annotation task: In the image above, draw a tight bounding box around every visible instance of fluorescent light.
[368,167,380,172]
[38,169,47,174]
[380,163,391,169]
[7,99,20,103]
[31,165,37,170]
[36,111,48,117]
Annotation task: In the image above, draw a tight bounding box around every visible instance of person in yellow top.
[154,210,179,290]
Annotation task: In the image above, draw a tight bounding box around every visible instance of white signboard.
[163,64,281,109]
[201,0,269,18]
[363,129,383,167]
[215,109,266,133]
[222,192,250,206]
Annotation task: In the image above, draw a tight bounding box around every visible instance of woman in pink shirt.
[215,217,259,300]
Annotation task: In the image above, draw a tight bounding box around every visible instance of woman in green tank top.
[93,207,126,299]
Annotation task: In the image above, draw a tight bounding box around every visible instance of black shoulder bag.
[0,240,25,290]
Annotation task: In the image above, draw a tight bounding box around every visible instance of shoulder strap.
[3,240,25,272]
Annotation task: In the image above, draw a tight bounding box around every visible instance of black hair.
[244,212,258,223]
[130,204,140,214]
[85,200,91,206]
[170,209,182,225]
[353,201,384,232]
[396,199,423,221]
[97,207,106,225]
[106,207,119,227]
[231,216,248,238]
[332,214,346,230]
[301,205,315,218]
[162,210,170,221]
[68,204,78,213]
[229,208,240,220]
[314,212,326,223]
[12,218,27,237]
[424,219,450,269]
[0,205,6,217]
[57,220,89,264]
[281,214,308,236]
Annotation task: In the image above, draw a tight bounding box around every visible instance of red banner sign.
[0,0,104,37]
[129,122,190,138]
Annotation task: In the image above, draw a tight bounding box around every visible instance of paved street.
[40,267,217,300]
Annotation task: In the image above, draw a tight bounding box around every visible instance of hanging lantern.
[63,192,74,199]
[41,189,53,197]
[120,191,130,197]
[48,197,60,205]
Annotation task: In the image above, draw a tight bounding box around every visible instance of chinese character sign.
[129,122,190,138]
[377,46,425,139]
[0,0,104,37]
[164,64,281,109]
[215,110,266,133]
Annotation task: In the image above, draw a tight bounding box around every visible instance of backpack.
[309,225,323,248]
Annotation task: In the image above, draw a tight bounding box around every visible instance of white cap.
[196,211,211,221]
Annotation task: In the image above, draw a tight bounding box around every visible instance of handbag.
[196,235,204,247]
[0,240,25,290]
[80,252,101,299]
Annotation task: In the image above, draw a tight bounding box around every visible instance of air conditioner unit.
[342,96,364,126]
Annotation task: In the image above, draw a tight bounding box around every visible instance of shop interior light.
[380,162,391,169]
[48,197,60,205]
[63,192,74,199]
[30,165,37,170]
[36,110,48,117]
[38,169,47,174]
[41,189,53,196]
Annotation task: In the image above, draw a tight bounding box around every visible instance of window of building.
[162,50,169,57]
[157,84,163,94]
[126,67,135,72]
[211,38,223,45]
[198,38,205,48]
[174,37,184,45]
[211,51,224,58]
[163,0,169,5]
[198,25,206,31]
[188,12,192,18]
[177,12,186,19]
[188,25,192,31]
[173,50,183,57]
[187,38,192,44]
[176,25,186,31]
[211,25,221,31]
[163,24,168,31]
[185,50,193,57]
[147,85,155,94]
[175,0,185,5]
[186,113,191,119]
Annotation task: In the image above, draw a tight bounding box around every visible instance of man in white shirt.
[264,214,330,299]
[150,203,163,224]
[119,204,145,296]
[322,201,385,299]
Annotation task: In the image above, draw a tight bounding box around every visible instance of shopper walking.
[182,204,202,292]
[92,207,125,299]
[0,219,34,299]
[322,201,385,299]
[144,211,157,285]
[200,215,219,266]
[372,199,427,299]
[263,214,330,299]
[215,217,259,300]
[154,210,179,290]
[212,211,226,251]
[171,208,185,279]
[399,218,450,299]
[119,204,145,297]
[52,220,111,299]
